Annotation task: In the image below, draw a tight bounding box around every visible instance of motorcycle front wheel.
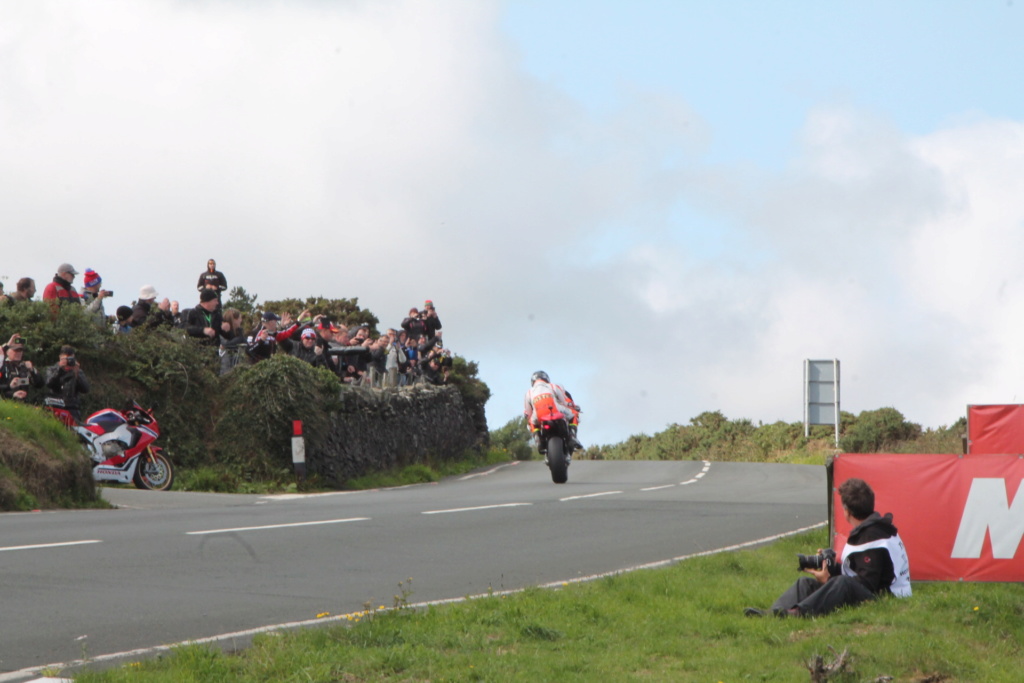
[133,449,175,491]
[548,436,568,484]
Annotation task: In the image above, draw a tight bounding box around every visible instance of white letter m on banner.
[952,479,1024,559]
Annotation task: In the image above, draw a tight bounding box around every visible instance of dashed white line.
[640,484,676,492]
[681,460,711,485]
[422,503,531,515]
[560,491,622,501]
[0,540,102,553]
[186,518,369,535]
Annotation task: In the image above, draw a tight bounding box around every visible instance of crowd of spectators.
[1,260,455,408]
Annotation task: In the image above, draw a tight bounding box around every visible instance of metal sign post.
[804,359,840,447]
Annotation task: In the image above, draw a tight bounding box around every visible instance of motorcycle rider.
[523,370,583,454]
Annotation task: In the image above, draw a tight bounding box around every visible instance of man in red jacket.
[41,263,83,306]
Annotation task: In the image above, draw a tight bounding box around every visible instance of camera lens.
[796,553,824,571]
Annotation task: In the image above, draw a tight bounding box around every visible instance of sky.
[2,1,1024,446]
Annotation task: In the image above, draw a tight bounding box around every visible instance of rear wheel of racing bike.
[133,448,174,491]
[548,436,568,484]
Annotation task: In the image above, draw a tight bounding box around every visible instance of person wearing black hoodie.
[745,477,911,617]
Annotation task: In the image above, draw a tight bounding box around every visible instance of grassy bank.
[0,401,99,510]
[72,528,1022,682]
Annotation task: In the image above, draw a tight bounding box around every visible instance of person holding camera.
[401,307,427,343]
[81,268,114,324]
[745,477,911,618]
[422,300,442,340]
[1,335,45,401]
[46,345,90,423]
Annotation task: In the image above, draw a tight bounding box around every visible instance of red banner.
[967,404,1024,455]
[832,453,1024,582]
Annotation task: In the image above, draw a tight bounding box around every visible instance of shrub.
[840,407,922,453]
[490,415,533,461]
[213,355,342,478]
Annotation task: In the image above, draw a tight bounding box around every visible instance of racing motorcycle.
[46,399,175,491]
[536,412,575,484]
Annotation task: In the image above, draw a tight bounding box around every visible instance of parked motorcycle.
[46,399,175,491]
[536,412,575,484]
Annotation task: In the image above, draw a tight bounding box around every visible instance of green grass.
[0,400,85,456]
[71,528,1023,682]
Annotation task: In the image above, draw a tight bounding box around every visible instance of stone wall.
[310,383,487,487]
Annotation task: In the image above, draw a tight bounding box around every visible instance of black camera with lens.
[66,356,77,367]
[796,548,837,571]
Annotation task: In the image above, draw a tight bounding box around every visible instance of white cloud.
[2,2,1023,445]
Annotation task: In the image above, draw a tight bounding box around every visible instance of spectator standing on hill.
[0,282,9,306]
[422,300,442,340]
[45,345,90,423]
[218,308,248,374]
[11,278,36,303]
[1,335,44,401]
[401,307,426,343]
[349,324,370,346]
[80,269,113,323]
[421,355,446,385]
[114,306,133,334]
[42,264,83,306]
[197,259,228,302]
[247,311,297,362]
[292,328,329,369]
[312,318,340,374]
[131,286,176,330]
[185,290,226,345]
[130,285,158,327]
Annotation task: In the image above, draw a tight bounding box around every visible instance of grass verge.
[72,528,1023,682]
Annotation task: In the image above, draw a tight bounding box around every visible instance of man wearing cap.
[246,310,297,362]
[185,290,228,345]
[41,264,83,306]
[292,328,329,369]
[1,335,44,401]
[81,268,113,322]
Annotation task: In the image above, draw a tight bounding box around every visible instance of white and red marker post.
[291,419,306,482]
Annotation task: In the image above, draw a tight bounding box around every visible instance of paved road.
[0,460,825,679]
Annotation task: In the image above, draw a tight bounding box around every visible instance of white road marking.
[1,521,827,683]
[640,484,676,491]
[681,460,711,485]
[538,521,828,587]
[186,518,369,535]
[458,461,520,480]
[560,491,622,501]
[422,503,531,515]
[261,491,367,502]
[0,540,101,553]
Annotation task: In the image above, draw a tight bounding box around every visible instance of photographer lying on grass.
[745,477,911,617]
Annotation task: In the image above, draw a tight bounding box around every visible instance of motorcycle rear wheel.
[133,449,174,491]
[548,436,568,484]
